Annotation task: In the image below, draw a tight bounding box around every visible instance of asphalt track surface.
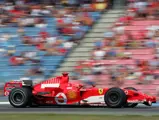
[1,97,159,115]
[0,104,159,115]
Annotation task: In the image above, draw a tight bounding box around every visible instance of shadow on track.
[28,104,153,109]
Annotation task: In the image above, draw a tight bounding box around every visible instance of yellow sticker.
[98,88,103,95]
[67,90,77,99]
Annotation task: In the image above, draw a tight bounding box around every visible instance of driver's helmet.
[62,72,69,77]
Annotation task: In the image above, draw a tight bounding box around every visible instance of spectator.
[148,57,159,70]
[23,51,37,60]
[146,25,159,38]
[22,36,33,44]
[7,45,16,56]
[17,27,25,36]
[35,18,48,28]
[104,31,115,39]
[134,0,148,19]
[91,63,105,75]
[10,55,25,66]
[109,66,121,85]
[45,36,58,46]
[0,48,7,57]
[156,86,159,96]
[94,39,103,49]
[63,40,74,50]
[39,29,50,39]
[117,14,133,25]
[18,17,35,27]
[113,24,125,35]
[92,47,105,60]
[26,65,44,76]
[0,33,10,42]
[70,70,81,80]
[106,48,117,59]
[144,39,156,48]
[144,72,154,84]
[80,72,95,87]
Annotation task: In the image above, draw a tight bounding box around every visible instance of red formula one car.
[4,73,156,108]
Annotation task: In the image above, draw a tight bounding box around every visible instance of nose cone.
[62,72,69,76]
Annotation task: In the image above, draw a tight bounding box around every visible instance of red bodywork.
[4,73,156,106]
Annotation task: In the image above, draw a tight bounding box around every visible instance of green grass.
[0,114,159,120]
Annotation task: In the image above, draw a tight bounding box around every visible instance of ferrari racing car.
[4,73,156,108]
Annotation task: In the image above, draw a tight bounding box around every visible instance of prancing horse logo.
[98,88,103,95]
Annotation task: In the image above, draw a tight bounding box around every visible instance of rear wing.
[4,80,33,96]
[4,81,22,96]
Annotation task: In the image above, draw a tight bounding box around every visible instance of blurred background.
[0,0,158,100]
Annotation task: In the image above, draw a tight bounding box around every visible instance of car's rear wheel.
[104,87,127,108]
[124,87,138,108]
[8,87,32,108]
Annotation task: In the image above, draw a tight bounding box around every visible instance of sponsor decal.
[127,100,144,103]
[37,92,50,95]
[67,87,72,89]
[41,83,60,88]
[4,91,9,96]
[67,90,77,100]
[6,87,13,91]
[124,90,128,95]
[80,95,105,103]
[98,88,103,95]
[55,92,67,104]
[46,101,54,104]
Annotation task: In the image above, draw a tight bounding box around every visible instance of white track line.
[0,102,10,104]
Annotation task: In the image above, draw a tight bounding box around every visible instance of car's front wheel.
[8,87,32,108]
[104,87,127,108]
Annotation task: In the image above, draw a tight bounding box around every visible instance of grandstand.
[54,0,159,98]
[0,0,159,99]
[0,0,108,93]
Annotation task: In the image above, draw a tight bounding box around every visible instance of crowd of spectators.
[72,0,159,91]
[0,0,108,95]
[0,0,158,96]
[0,0,108,73]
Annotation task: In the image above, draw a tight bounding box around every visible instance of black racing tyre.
[124,87,138,108]
[8,87,32,108]
[104,87,127,108]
